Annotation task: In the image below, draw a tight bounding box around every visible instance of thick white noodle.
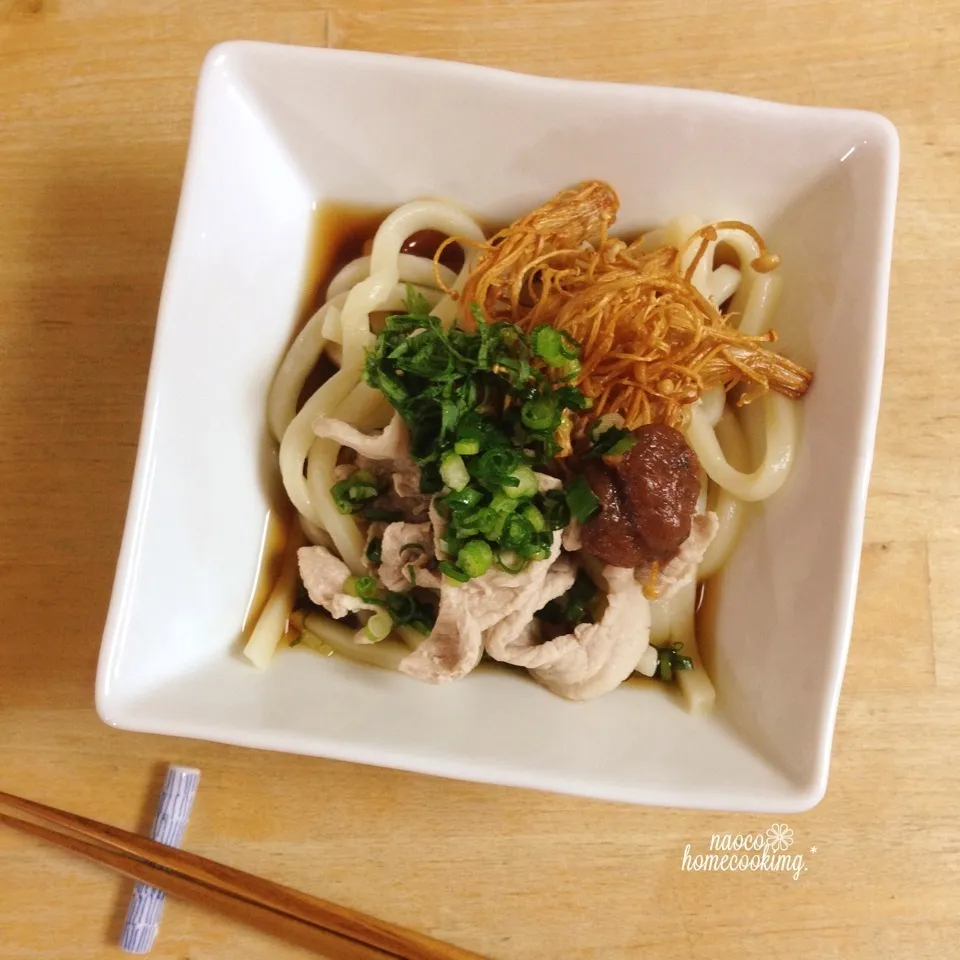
[680,229,795,504]
[305,437,367,575]
[242,525,301,669]
[276,199,485,542]
[671,579,716,714]
[636,215,703,253]
[698,409,749,579]
[326,253,457,302]
[261,208,800,707]
[697,385,726,428]
[647,223,798,710]
[299,514,334,549]
[322,283,443,343]
[644,579,715,713]
[267,293,346,443]
[649,593,673,645]
[703,263,741,306]
[687,391,795,502]
[736,271,779,338]
[254,203,483,663]
[324,340,343,367]
[301,612,412,670]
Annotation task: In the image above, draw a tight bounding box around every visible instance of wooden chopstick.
[0,812,395,960]
[0,790,489,960]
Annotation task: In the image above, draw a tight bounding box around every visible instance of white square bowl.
[96,41,898,812]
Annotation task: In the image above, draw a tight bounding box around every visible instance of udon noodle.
[245,181,812,713]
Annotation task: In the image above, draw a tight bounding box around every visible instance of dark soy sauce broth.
[244,203,476,638]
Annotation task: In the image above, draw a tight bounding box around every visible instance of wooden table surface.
[2,2,958,958]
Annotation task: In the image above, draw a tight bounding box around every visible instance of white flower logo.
[766,823,794,852]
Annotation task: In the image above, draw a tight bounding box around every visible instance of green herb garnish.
[352,575,436,632]
[330,470,381,515]
[537,569,598,627]
[537,490,571,531]
[653,642,694,683]
[493,550,527,574]
[365,537,383,565]
[564,474,600,523]
[363,289,585,468]
[531,325,579,367]
[438,560,470,583]
[585,425,637,459]
[343,288,597,583]
[457,540,493,578]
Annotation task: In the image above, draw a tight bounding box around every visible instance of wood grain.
[0,788,488,960]
[1,2,959,959]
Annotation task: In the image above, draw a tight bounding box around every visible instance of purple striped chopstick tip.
[120,765,201,954]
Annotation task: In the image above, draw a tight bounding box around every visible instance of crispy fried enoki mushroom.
[441,180,813,429]
[440,180,619,326]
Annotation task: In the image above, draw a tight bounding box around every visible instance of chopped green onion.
[520,396,559,432]
[357,585,437,632]
[365,537,383,565]
[494,550,527,574]
[438,560,469,583]
[503,466,539,499]
[538,490,571,531]
[455,415,485,445]
[384,590,416,621]
[466,507,498,536]
[489,492,520,514]
[352,470,377,485]
[587,425,637,459]
[359,302,596,591]
[331,475,380,514]
[458,540,493,578]
[343,576,360,597]
[486,511,509,541]
[565,571,598,624]
[364,611,393,642]
[556,358,581,381]
[354,576,379,601]
[453,519,482,538]
[442,535,461,557]
[474,448,521,489]
[605,434,636,456]
[537,570,597,626]
[440,451,470,491]
[653,643,694,683]
[522,504,546,532]
[531,326,581,367]
[554,386,591,412]
[531,326,564,365]
[517,539,550,560]
[565,474,600,523]
[558,331,580,360]
[443,486,483,511]
[501,514,534,549]
[589,413,626,441]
